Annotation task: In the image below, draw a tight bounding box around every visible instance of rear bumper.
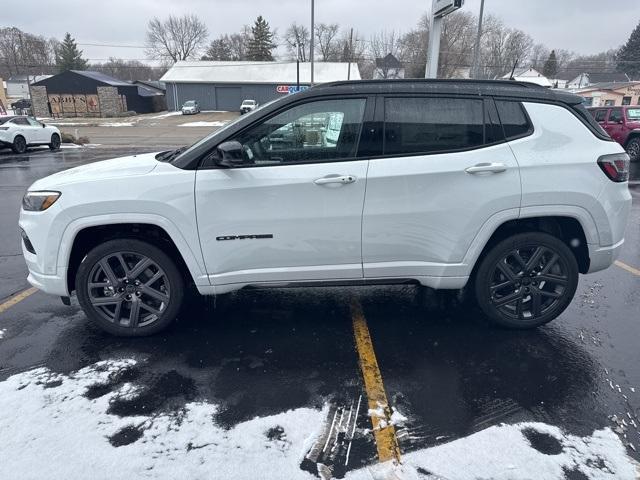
[587,238,624,274]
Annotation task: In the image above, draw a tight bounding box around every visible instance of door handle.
[465,162,508,174]
[314,175,357,185]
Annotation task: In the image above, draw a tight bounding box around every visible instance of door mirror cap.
[215,140,244,167]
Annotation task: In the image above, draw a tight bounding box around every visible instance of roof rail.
[316,78,547,89]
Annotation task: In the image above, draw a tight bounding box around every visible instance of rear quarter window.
[495,101,533,140]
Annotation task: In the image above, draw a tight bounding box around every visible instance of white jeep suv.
[19,80,632,336]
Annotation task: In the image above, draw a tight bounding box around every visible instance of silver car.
[181,100,200,115]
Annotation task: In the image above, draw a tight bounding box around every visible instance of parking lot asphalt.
[1,146,640,479]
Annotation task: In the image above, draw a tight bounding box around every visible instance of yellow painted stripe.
[615,260,640,277]
[0,287,38,314]
[351,298,401,464]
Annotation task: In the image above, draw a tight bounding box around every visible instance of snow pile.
[98,122,135,127]
[178,121,228,127]
[347,422,637,480]
[0,359,323,480]
[0,328,5,339]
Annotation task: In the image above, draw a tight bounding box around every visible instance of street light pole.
[310,0,315,86]
[471,0,485,79]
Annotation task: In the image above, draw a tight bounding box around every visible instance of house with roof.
[573,81,640,107]
[501,67,552,87]
[373,54,405,79]
[160,61,361,111]
[567,72,630,90]
[6,74,52,100]
[29,70,165,118]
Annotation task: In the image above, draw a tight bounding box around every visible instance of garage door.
[216,87,242,112]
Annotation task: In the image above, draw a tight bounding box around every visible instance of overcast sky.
[4,0,639,61]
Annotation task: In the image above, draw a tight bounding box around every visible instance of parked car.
[240,99,258,114]
[0,116,61,154]
[19,80,631,336]
[588,105,640,161]
[181,100,200,115]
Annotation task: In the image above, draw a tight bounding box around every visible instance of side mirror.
[215,140,244,167]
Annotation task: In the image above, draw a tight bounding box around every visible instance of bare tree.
[477,15,533,79]
[91,57,165,81]
[398,16,430,78]
[145,14,208,63]
[284,23,310,61]
[368,31,402,78]
[0,27,57,77]
[439,11,476,78]
[315,23,341,61]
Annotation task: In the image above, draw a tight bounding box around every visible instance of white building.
[501,67,552,87]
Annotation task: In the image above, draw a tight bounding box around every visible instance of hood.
[30,152,160,189]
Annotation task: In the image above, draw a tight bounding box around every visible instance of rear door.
[361,95,521,280]
[606,107,625,144]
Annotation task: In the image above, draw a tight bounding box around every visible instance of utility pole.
[296,43,300,89]
[471,0,485,79]
[347,28,353,81]
[310,0,315,86]
[18,31,34,116]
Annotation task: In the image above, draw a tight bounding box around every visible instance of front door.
[362,96,522,279]
[195,97,369,287]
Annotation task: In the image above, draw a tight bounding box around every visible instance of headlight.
[22,191,61,211]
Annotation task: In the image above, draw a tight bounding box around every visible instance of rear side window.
[594,110,607,122]
[495,101,532,140]
[384,97,484,155]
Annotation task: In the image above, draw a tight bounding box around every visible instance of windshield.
[183,101,196,107]
[242,100,256,106]
[627,108,640,120]
[170,97,281,165]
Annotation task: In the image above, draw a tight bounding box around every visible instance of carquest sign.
[276,85,309,94]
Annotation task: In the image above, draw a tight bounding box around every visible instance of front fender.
[58,213,209,287]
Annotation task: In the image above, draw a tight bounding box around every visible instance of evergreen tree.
[617,21,640,78]
[247,16,276,61]
[202,37,233,61]
[542,50,558,78]
[55,32,87,72]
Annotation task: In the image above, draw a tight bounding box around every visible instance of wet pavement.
[1,147,640,478]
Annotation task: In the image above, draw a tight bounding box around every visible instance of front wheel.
[76,239,184,336]
[49,133,61,151]
[12,135,27,154]
[626,137,640,162]
[474,232,578,329]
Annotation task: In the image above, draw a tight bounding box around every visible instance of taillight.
[597,153,630,182]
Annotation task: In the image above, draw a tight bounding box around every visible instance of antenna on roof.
[509,59,519,81]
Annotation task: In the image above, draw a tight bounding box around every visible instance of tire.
[11,135,27,154]
[49,133,61,151]
[474,232,578,329]
[626,137,640,162]
[76,239,185,336]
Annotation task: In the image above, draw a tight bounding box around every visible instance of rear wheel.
[474,232,578,329]
[626,137,640,162]
[49,133,61,151]
[76,239,184,336]
[12,135,26,154]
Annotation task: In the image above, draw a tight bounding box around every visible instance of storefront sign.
[276,85,309,94]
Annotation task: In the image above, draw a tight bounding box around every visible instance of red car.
[588,105,640,161]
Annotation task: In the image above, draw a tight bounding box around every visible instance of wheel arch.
[624,131,640,147]
[471,216,590,277]
[63,219,206,294]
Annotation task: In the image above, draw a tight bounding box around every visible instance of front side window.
[608,108,623,123]
[626,108,640,121]
[384,97,484,155]
[230,98,366,166]
[11,117,29,126]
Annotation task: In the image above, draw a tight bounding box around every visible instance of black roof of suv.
[305,79,584,105]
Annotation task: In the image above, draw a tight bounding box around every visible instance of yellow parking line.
[351,298,401,464]
[615,260,640,277]
[0,287,38,314]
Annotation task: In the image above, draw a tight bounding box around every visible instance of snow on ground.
[0,329,5,339]
[347,423,638,480]
[178,121,228,127]
[145,111,183,120]
[0,360,636,480]
[98,122,135,127]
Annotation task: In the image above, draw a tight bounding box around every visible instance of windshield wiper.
[156,146,187,162]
